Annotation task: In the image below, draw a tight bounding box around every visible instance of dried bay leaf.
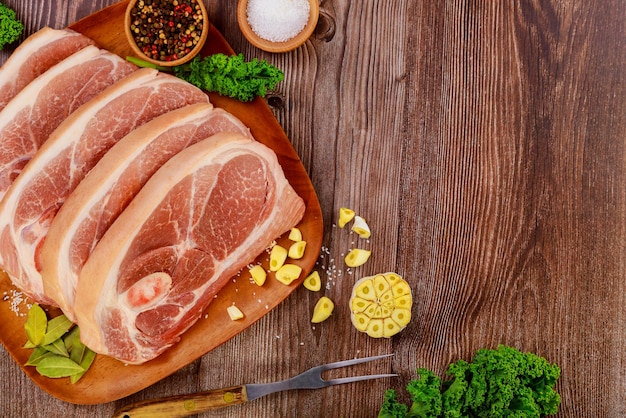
[35,356,84,378]
[24,303,47,346]
[42,338,69,358]
[70,348,96,384]
[63,326,80,352]
[41,314,73,346]
[25,347,55,366]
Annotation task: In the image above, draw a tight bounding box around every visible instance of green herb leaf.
[23,339,37,349]
[173,53,284,102]
[35,356,84,379]
[69,336,87,364]
[41,314,73,346]
[42,338,70,358]
[70,348,96,384]
[25,347,55,367]
[64,325,81,353]
[24,304,47,346]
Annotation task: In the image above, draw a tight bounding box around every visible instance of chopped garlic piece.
[269,244,288,271]
[344,248,371,267]
[288,227,303,241]
[288,240,307,259]
[311,296,334,323]
[249,265,267,286]
[349,272,413,338]
[303,271,321,291]
[226,305,244,321]
[275,264,302,285]
[338,207,355,228]
[351,216,371,239]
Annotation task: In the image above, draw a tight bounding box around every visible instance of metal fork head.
[245,353,397,401]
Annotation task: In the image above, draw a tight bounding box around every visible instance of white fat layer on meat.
[82,136,292,361]
[51,105,216,315]
[0,45,103,130]
[0,28,80,86]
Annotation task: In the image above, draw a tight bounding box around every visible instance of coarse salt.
[247,0,310,42]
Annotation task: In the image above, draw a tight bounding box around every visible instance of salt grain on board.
[247,0,310,42]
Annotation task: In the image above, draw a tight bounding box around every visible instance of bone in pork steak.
[0,45,136,201]
[0,68,209,305]
[74,132,305,364]
[0,27,95,111]
[41,103,252,320]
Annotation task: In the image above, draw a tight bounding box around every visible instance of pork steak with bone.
[41,103,252,321]
[74,132,305,364]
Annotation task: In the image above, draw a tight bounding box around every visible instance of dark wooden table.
[1,1,624,417]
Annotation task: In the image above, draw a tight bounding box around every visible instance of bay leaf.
[69,338,87,364]
[42,338,69,358]
[70,348,96,384]
[35,356,84,378]
[23,340,36,349]
[41,314,73,346]
[25,346,55,366]
[24,304,47,346]
[63,325,81,353]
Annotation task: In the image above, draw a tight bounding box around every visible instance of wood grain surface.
[1,0,625,417]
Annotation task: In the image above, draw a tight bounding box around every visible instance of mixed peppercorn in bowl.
[125,0,208,66]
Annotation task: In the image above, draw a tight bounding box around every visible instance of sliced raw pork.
[0,68,209,305]
[0,45,136,200]
[74,132,305,364]
[41,103,251,320]
[0,27,95,110]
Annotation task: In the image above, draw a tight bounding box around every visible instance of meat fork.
[112,353,396,417]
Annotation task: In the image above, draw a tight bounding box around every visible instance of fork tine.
[326,373,399,386]
[319,353,395,371]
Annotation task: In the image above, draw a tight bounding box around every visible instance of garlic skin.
[351,216,371,239]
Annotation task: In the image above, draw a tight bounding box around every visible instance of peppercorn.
[129,0,204,62]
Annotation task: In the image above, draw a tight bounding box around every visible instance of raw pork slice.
[74,132,305,364]
[0,45,136,200]
[0,68,209,305]
[42,103,251,320]
[0,27,95,111]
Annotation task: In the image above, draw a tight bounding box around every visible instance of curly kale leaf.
[378,369,442,418]
[378,389,409,418]
[0,2,23,50]
[378,346,561,418]
[173,53,284,102]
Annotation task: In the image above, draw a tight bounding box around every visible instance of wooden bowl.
[237,0,319,53]
[124,0,209,67]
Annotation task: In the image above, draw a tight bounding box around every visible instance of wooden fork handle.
[111,385,249,418]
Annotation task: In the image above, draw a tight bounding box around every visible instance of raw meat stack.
[0,28,305,364]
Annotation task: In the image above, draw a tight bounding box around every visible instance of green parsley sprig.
[127,53,284,102]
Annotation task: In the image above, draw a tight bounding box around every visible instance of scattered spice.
[246,0,310,43]
[129,0,204,62]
